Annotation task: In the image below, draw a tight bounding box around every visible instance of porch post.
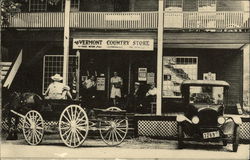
[63,0,71,85]
[156,0,164,115]
[242,44,250,109]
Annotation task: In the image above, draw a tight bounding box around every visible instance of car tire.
[232,125,240,152]
[177,124,185,149]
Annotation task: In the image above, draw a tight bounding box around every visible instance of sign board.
[73,39,154,51]
[138,68,147,81]
[203,72,216,80]
[147,72,155,84]
[96,77,105,91]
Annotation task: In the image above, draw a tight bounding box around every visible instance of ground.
[1,133,249,159]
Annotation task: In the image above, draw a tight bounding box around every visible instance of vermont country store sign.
[73,39,154,51]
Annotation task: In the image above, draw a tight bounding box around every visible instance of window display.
[163,56,198,98]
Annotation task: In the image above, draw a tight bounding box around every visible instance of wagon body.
[12,99,128,148]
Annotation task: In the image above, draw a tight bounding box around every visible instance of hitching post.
[156,0,164,115]
[63,0,71,85]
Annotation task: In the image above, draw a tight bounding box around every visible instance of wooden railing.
[70,12,158,29]
[7,11,250,30]
[164,11,250,29]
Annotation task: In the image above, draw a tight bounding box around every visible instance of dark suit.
[126,87,144,113]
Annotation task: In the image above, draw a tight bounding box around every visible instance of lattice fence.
[138,120,177,137]
[137,119,250,140]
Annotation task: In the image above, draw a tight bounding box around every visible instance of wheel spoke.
[66,109,72,121]
[36,126,43,130]
[117,119,126,125]
[35,129,43,137]
[113,130,119,142]
[76,126,87,131]
[116,128,126,134]
[63,115,71,123]
[75,130,81,143]
[111,130,114,145]
[70,107,74,120]
[76,128,85,140]
[76,117,86,124]
[114,129,123,139]
[62,128,71,137]
[108,130,112,141]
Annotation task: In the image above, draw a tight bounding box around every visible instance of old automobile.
[177,80,241,152]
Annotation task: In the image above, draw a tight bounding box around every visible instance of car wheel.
[177,124,185,149]
[232,125,240,152]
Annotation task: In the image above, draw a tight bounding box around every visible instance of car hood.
[190,104,223,113]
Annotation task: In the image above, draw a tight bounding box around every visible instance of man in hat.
[44,74,72,100]
[126,82,144,113]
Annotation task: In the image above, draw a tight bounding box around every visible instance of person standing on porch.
[110,71,123,106]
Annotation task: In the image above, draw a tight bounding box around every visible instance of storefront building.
[1,0,250,115]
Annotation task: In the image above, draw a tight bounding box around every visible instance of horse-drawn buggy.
[4,91,128,148]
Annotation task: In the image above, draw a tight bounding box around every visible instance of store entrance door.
[108,53,130,106]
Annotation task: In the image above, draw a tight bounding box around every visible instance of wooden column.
[63,0,71,85]
[242,44,250,108]
[156,0,164,115]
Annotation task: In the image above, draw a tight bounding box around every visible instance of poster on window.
[96,77,105,91]
[162,56,198,98]
[147,72,155,84]
[138,68,147,81]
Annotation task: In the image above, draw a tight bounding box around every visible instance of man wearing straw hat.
[44,74,72,100]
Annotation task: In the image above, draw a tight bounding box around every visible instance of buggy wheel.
[59,105,89,148]
[23,110,44,145]
[99,107,128,146]
[232,125,240,152]
[177,124,184,149]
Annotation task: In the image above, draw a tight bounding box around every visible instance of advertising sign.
[138,68,147,81]
[73,39,154,51]
[96,77,105,91]
[147,72,155,84]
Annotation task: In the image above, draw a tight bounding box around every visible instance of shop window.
[165,0,183,11]
[163,57,198,98]
[29,0,47,12]
[43,55,79,98]
[198,0,216,12]
[183,0,198,11]
[62,0,80,11]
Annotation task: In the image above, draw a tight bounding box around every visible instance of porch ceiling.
[164,43,245,49]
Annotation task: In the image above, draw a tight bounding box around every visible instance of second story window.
[62,0,80,12]
[165,0,183,11]
[198,0,216,11]
[30,0,47,12]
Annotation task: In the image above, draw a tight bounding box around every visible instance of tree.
[1,0,61,26]
[1,0,21,26]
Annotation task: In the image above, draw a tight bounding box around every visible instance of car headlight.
[217,116,225,125]
[191,116,199,124]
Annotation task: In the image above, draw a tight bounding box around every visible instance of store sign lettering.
[73,39,154,51]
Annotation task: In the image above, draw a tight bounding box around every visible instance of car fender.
[176,115,192,123]
[226,115,242,125]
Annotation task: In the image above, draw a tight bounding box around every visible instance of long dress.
[110,76,122,98]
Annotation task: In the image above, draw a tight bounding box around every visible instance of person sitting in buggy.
[44,74,72,100]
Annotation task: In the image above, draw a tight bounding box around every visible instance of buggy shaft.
[10,110,26,119]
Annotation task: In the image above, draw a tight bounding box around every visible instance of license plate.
[203,131,220,139]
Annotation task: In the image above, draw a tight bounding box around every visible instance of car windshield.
[189,86,224,104]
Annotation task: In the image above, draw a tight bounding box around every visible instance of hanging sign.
[96,77,105,91]
[138,68,147,81]
[73,39,154,51]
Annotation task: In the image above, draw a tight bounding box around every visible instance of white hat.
[51,74,63,81]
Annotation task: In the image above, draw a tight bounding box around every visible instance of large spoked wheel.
[232,125,240,152]
[59,105,89,148]
[177,123,185,149]
[99,107,128,146]
[23,110,44,145]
